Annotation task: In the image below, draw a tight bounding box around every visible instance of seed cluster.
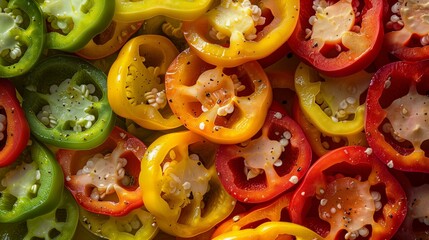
[209,0,265,41]
[144,88,167,110]
[161,151,210,209]
[1,160,40,198]
[36,79,99,132]
[75,152,128,201]
[0,4,24,60]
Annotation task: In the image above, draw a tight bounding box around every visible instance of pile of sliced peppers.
[3,0,429,239]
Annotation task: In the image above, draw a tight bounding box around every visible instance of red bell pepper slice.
[287,0,384,77]
[383,0,429,61]
[215,102,312,203]
[57,126,146,216]
[0,79,30,167]
[289,146,407,240]
[365,60,429,173]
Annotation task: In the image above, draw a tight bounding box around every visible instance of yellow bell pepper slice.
[114,0,213,22]
[212,221,325,240]
[140,131,236,238]
[107,34,182,130]
[294,62,371,135]
[182,0,299,67]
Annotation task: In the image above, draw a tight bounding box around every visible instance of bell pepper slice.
[293,97,367,158]
[37,0,115,52]
[57,126,146,217]
[182,0,299,67]
[114,0,213,22]
[365,60,429,172]
[0,79,30,167]
[0,189,78,239]
[289,146,407,239]
[140,131,236,238]
[76,20,143,60]
[20,55,115,150]
[25,190,78,240]
[384,0,429,61]
[165,48,273,144]
[0,0,45,78]
[0,138,64,223]
[79,207,159,240]
[212,192,293,238]
[215,102,312,203]
[212,221,324,240]
[294,62,371,136]
[287,0,384,77]
[108,35,182,130]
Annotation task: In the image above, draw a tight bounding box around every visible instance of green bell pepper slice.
[25,189,79,239]
[20,55,115,150]
[0,0,45,78]
[0,138,64,223]
[0,189,79,239]
[36,0,114,52]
